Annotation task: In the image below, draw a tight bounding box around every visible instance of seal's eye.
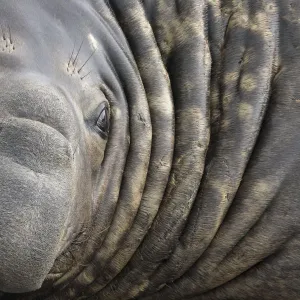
[96,103,110,139]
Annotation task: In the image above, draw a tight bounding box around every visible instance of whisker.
[80,70,92,81]
[8,25,12,44]
[68,41,76,68]
[72,39,84,70]
[78,48,97,74]
[1,24,5,40]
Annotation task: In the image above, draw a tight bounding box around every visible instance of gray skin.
[1,0,300,300]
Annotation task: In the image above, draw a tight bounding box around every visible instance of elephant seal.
[1,0,300,300]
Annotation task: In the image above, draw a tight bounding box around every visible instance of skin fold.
[1,0,300,299]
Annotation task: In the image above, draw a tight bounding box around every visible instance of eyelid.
[98,101,109,113]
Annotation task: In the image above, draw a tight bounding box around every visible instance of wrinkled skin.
[1,0,300,299]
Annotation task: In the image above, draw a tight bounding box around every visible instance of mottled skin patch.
[240,73,256,92]
[1,1,300,300]
[238,102,253,120]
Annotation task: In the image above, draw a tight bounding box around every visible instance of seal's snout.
[0,80,78,293]
[0,121,74,292]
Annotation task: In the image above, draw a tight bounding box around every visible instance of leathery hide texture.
[3,0,300,300]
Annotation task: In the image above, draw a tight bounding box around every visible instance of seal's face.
[0,0,155,294]
[0,0,112,293]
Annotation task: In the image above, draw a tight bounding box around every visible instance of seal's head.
[0,0,115,293]
[0,0,155,294]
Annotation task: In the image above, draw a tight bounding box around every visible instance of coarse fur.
[1,0,300,300]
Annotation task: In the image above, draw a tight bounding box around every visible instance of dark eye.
[96,103,110,139]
